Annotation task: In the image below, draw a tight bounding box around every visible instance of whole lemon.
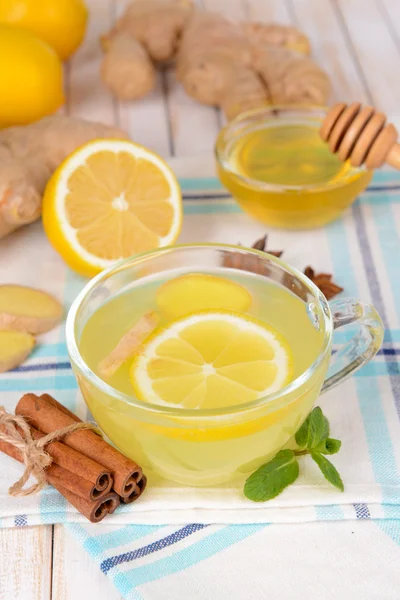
[0,0,88,61]
[0,25,64,127]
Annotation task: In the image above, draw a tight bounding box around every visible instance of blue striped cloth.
[1,159,400,598]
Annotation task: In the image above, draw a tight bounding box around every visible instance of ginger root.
[0,285,63,334]
[241,23,311,56]
[176,12,329,119]
[254,46,331,107]
[0,331,35,373]
[98,311,159,379]
[0,115,127,238]
[101,33,156,100]
[220,68,268,122]
[176,12,252,105]
[105,0,193,63]
[100,2,330,121]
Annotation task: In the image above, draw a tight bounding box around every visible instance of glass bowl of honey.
[215,106,373,229]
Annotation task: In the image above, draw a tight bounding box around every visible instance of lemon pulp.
[131,311,292,410]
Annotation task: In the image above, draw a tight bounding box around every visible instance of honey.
[215,107,373,229]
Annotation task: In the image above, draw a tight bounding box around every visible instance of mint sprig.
[244,407,344,502]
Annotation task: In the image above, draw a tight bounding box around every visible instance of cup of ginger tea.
[67,244,383,486]
[215,106,373,229]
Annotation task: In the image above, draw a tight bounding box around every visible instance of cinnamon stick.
[16,394,144,499]
[53,483,120,523]
[0,429,116,515]
[30,428,113,500]
[121,475,147,504]
[41,394,80,422]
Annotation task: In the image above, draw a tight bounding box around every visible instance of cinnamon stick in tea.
[16,394,144,499]
[0,430,119,521]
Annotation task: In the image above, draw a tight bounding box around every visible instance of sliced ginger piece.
[98,311,159,379]
[0,285,63,334]
[0,331,35,373]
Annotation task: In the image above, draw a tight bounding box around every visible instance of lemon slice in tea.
[156,273,252,319]
[131,311,292,409]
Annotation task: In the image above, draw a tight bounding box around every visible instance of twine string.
[0,406,100,497]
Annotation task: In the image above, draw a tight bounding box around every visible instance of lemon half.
[42,140,182,276]
[131,311,292,410]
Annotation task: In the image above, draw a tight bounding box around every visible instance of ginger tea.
[216,108,372,229]
[78,266,329,486]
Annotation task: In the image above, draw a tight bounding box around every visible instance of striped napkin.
[1,158,400,598]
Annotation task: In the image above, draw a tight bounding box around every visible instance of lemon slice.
[42,140,182,276]
[156,273,252,319]
[131,311,292,409]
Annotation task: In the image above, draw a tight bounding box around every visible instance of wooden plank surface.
[0,527,52,600]
[1,0,400,598]
[290,0,370,104]
[335,0,400,113]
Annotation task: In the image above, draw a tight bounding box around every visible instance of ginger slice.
[0,331,35,373]
[98,311,159,379]
[0,285,63,334]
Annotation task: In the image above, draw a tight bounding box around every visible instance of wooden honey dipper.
[320,102,400,170]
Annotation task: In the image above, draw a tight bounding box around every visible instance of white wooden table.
[1,0,400,598]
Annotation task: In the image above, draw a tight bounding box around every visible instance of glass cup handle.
[321,298,384,394]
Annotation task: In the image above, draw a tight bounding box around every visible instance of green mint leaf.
[321,415,330,439]
[244,449,299,502]
[295,415,309,448]
[307,407,330,448]
[311,452,344,491]
[315,438,342,455]
[295,407,329,450]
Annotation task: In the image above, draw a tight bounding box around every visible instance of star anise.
[303,267,344,300]
[222,234,283,273]
[251,234,283,258]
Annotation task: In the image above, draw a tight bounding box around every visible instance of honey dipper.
[320,102,400,170]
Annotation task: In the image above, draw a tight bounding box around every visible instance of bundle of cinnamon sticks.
[0,393,146,523]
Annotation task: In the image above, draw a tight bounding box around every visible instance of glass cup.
[215,106,373,229]
[66,244,384,486]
